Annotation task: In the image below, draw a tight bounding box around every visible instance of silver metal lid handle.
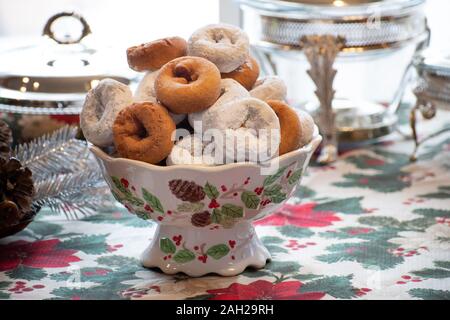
[42,12,92,45]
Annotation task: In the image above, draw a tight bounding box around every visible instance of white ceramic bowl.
[90,130,322,277]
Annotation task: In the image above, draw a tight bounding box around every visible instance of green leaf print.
[314,197,364,214]
[221,204,244,219]
[263,166,287,186]
[141,188,164,213]
[211,208,222,224]
[288,168,303,185]
[177,202,205,213]
[409,289,450,300]
[263,184,287,203]
[299,276,357,299]
[173,250,196,263]
[160,238,176,254]
[204,182,219,199]
[241,191,260,209]
[206,244,230,259]
[57,234,109,255]
[111,176,132,196]
[6,266,47,281]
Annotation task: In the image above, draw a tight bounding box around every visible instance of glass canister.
[0,12,135,144]
[238,0,429,143]
[409,50,450,160]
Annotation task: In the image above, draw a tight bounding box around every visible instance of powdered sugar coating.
[188,24,249,73]
[250,76,287,102]
[167,134,216,166]
[80,79,132,147]
[297,109,315,147]
[203,98,281,163]
[188,79,249,128]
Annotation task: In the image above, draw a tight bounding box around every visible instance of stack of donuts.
[80,24,315,166]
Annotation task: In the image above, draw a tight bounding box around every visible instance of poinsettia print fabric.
[0,117,449,300]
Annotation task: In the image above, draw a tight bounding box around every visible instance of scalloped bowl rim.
[90,126,321,173]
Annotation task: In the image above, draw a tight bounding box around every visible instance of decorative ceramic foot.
[141,221,271,277]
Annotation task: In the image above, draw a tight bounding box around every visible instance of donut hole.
[131,115,149,140]
[174,64,199,83]
[94,102,106,121]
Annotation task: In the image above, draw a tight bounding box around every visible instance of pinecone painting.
[0,120,12,159]
[0,157,35,227]
[191,211,211,227]
[168,179,205,202]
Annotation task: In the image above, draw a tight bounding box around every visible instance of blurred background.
[0,0,448,52]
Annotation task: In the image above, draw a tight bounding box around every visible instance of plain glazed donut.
[113,102,176,164]
[188,78,249,128]
[80,79,132,147]
[221,56,260,90]
[188,24,249,73]
[250,76,287,102]
[134,71,187,125]
[155,56,221,114]
[266,100,303,155]
[127,37,187,72]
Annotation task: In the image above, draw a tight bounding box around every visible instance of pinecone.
[168,179,205,202]
[0,120,12,159]
[191,211,211,227]
[0,158,35,226]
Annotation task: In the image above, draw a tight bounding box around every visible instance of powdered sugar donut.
[250,76,287,102]
[188,24,250,73]
[188,79,249,128]
[80,79,132,147]
[134,71,158,103]
[167,134,216,166]
[203,98,281,163]
[296,109,315,147]
[134,71,186,125]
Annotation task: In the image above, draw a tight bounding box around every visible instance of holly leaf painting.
[173,250,196,263]
[206,244,230,260]
[57,234,109,255]
[111,176,132,196]
[263,184,287,204]
[299,276,357,299]
[177,202,205,213]
[409,289,450,300]
[204,182,219,199]
[288,168,303,185]
[6,266,47,281]
[211,208,222,224]
[263,166,287,186]
[241,191,259,209]
[221,204,244,219]
[142,188,164,213]
[314,197,364,215]
[160,238,176,254]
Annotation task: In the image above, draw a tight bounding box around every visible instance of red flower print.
[207,280,325,300]
[346,227,374,236]
[0,239,81,271]
[254,203,340,228]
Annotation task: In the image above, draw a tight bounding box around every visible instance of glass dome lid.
[0,12,134,115]
[238,0,428,52]
[239,0,425,16]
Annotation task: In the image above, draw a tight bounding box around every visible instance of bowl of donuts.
[82,24,322,277]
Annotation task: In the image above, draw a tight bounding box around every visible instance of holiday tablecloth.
[0,115,449,300]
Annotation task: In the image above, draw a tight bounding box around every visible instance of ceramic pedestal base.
[141,221,271,277]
